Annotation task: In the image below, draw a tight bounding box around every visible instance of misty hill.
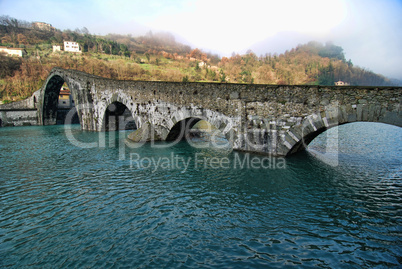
[220,41,393,86]
[0,15,397,103]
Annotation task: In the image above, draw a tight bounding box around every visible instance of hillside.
[0,15,396,103]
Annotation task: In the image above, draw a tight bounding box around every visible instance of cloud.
[145,0,347,54]
[1,0,401,78]
[330,0,402,78]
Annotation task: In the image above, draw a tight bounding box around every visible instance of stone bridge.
[2,67,401,156]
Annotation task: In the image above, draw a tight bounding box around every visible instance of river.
[0,122,401,268]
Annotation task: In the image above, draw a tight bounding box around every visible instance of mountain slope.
[0,15,397,103]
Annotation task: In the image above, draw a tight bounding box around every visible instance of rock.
[191,120,217,131]
[127,122,160,142]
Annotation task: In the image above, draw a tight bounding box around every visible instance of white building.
[0,46,27,57]
[64,41,81,53]
[335,80,350,86]
[53,45,61,52]
[58,88,75,108]
[32,22,55,31]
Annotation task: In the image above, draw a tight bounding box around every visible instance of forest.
[0,15,396,103]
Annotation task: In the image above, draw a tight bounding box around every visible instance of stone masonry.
[1,67,401,156]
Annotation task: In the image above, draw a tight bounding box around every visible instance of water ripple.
[0,124,401,268]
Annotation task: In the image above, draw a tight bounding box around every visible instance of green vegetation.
[0,15,396,102]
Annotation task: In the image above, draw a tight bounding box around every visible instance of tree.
[0,15,20,29]
[103,44,110,54]
[1,34,13,45]
[81,27,90,35]
[318,41,345,61]
[82,42,89,52]
[119,44,129,57]
[318,61,335,85]
[219,69,226,83]
[189,48,207,61]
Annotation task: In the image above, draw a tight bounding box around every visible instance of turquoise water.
[0,123,401,268]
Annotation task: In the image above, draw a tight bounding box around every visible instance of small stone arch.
[165,107,235,145]
[165,117,202,141]
[100,98,137,131]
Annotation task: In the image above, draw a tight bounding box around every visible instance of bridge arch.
[42,74,67,125]
[102,101,137,131]
[40,72,82,126]
[165,107,235,143]
[98,93,139,132]
[166,117,201,141]
[283,104,402,156]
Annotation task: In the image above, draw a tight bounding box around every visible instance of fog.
[1,0,401,80]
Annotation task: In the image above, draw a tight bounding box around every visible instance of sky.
[1,0,401,79]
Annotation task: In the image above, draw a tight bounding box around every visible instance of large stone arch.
[282,103,402,156]
[39,71,85,126]
[41,74,68,125]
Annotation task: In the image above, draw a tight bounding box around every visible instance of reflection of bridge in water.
[0,67,401,156]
